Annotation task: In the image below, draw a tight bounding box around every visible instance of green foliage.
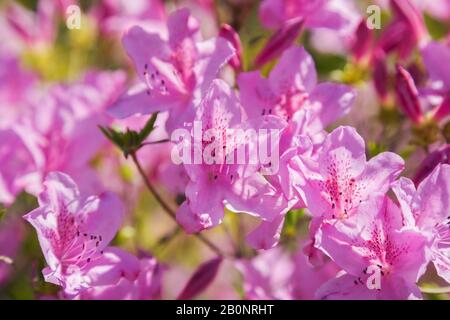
[99,113,158,158]
[424,15,450,40]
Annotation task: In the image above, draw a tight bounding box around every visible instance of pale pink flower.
[70,247,163,300]
[176,79,289,233]
[23,172,124,294]
[317,196,428,299]
[239,45,355,129]
[91,0,167,36]
[110,8,235,133]
[393,164,450,284]
[297,126,404,263]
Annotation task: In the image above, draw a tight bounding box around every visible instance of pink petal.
[268,45,317,96]
[237,71,275,120]
[246,215,285,250]
[254,18,304,68]
[395,65,423,123]
[177,256,222,300]
[308,83,356,128]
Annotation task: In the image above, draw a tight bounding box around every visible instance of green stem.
[130,152,226,257]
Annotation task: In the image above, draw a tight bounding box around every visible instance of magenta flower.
[413,144,450,185]
[236,242,339,300]
[23,172,124,294]
[246,109,329,250]
[421,41,450,121]
[175,79,288,233]
[395,64,424,124]
[110,8,235,132]
[0,126,43,205]
[239,45,355,127]
[377,0,429,59]
[317,196,428,299]
[393,41,450,124]
[259,0,354,31]
[299,126,404,221]
[239,46,356,249]
[393,164,450,284]
[218,24,242,71]
[235,248,294,300]
[256,0,360,65]
[91,0,166,36]
[0,54,37,128]
[70,247,163,300]
[31,71,126,195]
[295,126,404,263]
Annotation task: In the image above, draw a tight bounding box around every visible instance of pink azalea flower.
[5,0,69,49]
[0,54,37,129]
[110,8,235,132]
[239,45,355,128]
[393,41,450,123]
[236,243,339,300]
[246,109,329,250]
[0,125,44,205]
[256,0,360,65]
[413,144,450,185]
[239,47,356,249]
[421,41,450,121]
[69,247,163,300]
[296,126,404,262]
[90,0,166,36]
[175,79,289,233]
[394,65,424,124]
[317,196,428,299]
[300,126,404,221]
[377,0,429,60]
[291,243,340,300]
[31,71,126,195]
[219,24,242,71]
[392,164,450,284]
[259,0,354,31]
[235,247,295,300]
[23,172,124,294]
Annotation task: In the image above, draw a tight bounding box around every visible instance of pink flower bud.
[433,94,450,122]
[254,18,304,68]
[414,144,450,185]
[219,24,242,71]
[177,256,223,300]
[351,19,374,62]
[395,64,423,123]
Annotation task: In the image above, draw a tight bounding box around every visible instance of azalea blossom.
[110,8,235,132]
[317,196,428,299]
[294,126,404,263]
[236,242,339,300]
[175,79,289,234]
[69,247,163,300]
[393,164,450,284]
[298,126,404,221]
[23,172,124,294]
[256,0,360,65]
[239,45,355,131]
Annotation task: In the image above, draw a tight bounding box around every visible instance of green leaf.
[139,112,158,141]
[99,112,160,158]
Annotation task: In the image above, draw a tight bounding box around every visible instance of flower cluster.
[0,0,449,300]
